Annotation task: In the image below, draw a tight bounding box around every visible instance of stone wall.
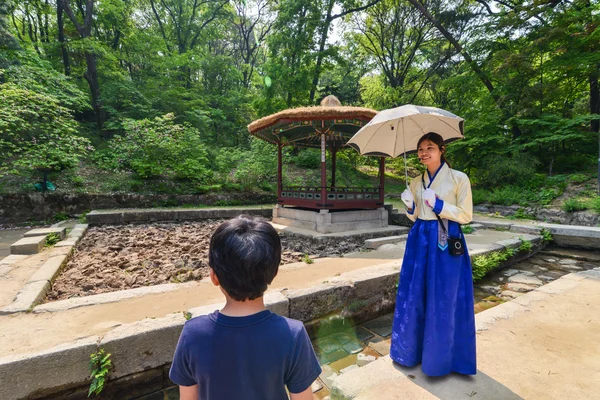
[474,204,600,227]
[0,193,276,223]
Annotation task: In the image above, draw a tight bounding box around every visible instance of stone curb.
[9,236,46,255]
[0,225,89,315]
[473,220,600,250]
[365,234,409,249]
[28,254,68,283]
[0,336,100,400]
[34,281,200,313]
[86,208,273,225]
[0,280,51,315]
[23,227,67,240]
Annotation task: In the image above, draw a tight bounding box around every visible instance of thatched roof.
[248,106,377,135]
[247,97,377,148]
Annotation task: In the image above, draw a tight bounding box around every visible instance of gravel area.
[47,220,365,301]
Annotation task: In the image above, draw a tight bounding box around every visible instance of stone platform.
[273,205,389,234]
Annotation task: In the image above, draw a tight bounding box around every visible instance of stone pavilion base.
[272,205,388,234]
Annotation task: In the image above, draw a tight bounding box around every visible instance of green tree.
[0,83,91,188]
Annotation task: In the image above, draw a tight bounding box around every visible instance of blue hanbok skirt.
[390,218,477,376]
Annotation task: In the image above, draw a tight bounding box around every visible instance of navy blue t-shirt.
[169,310,322,399]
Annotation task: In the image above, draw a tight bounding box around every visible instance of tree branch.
[331,0,383,20]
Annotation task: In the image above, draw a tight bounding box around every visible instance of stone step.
[365,234,409,249]
[23,227,67,240]
[10,236,46,255]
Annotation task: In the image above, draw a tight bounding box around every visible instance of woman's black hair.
[417,132,451,168]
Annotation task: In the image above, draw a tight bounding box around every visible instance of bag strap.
[421,173,449,236]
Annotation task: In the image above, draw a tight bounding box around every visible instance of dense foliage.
[0,0,598,205]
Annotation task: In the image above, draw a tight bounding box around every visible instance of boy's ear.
[209,268,219,286]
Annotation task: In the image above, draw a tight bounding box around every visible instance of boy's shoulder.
[182,310,306,338]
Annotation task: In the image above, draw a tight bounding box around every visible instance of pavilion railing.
[279,186,381,201]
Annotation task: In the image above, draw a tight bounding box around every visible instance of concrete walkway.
[330,269,600,400]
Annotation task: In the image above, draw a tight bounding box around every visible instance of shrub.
[472,250,511,281]
[562,198,587,213]
[461,225,475,234]
[474,152,540,188]
[232,139,278,191]
[293,149,321,169]
[591,196,600,214]
[0,84,91,180]
[107,114,212,181]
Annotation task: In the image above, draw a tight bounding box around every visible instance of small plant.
[504,247,516,258]
[88,349,111,397]
[183,311,192,321]
[45,232,61,246]
[518,238,532,252]
[461,224,474,234]
[508,208,536,220]
[562,198,587,213]
[471,249,513,281]
[301,254,314,264]
[79,210,90,223]
[53,212,69,222]
[540,228,553,243]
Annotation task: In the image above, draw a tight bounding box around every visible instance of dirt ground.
[47,220,365,301]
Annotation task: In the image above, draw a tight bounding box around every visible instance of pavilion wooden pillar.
[277,143,283,199]
[331,147,337,188]
[379,157,385,198]
[320,133,327,207]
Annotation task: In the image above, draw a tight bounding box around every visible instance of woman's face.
[417,139,443,167]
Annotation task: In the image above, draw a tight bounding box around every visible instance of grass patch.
[302,254,314,264]
[461,224,475,234]
[45,232,61,247]
[562,195,600,213]
[472,250,513,281]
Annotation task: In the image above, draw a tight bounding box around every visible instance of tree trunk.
[57,0,70,76]
[309,0,335,104]
[84,52,104,128]
[62,0,104,128]
[591,67,599,133]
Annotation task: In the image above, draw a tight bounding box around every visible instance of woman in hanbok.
[390,132,476,376]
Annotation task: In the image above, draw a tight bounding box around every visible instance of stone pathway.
[310,247,600,399]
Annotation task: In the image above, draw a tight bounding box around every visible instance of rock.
[479,285,501,295]
[559,259,578,265]
[311,381,323,393]
[539,275,554,281]
[506,283,538,293]
[503,269,520,277]
[516,270,535,276]
[501,290,523,299]
[356,353,377,367]
[508,274,543,286]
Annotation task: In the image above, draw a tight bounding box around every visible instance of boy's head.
[208,215,281,301]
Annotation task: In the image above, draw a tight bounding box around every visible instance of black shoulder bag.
[421,174,465,256]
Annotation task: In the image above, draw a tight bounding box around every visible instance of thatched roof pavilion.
[247,96,384,210]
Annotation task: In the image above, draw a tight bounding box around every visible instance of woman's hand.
[423,189,437,208]
[401,189,414,209]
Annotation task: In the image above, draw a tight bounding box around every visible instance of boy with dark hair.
[170,215,322,400]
